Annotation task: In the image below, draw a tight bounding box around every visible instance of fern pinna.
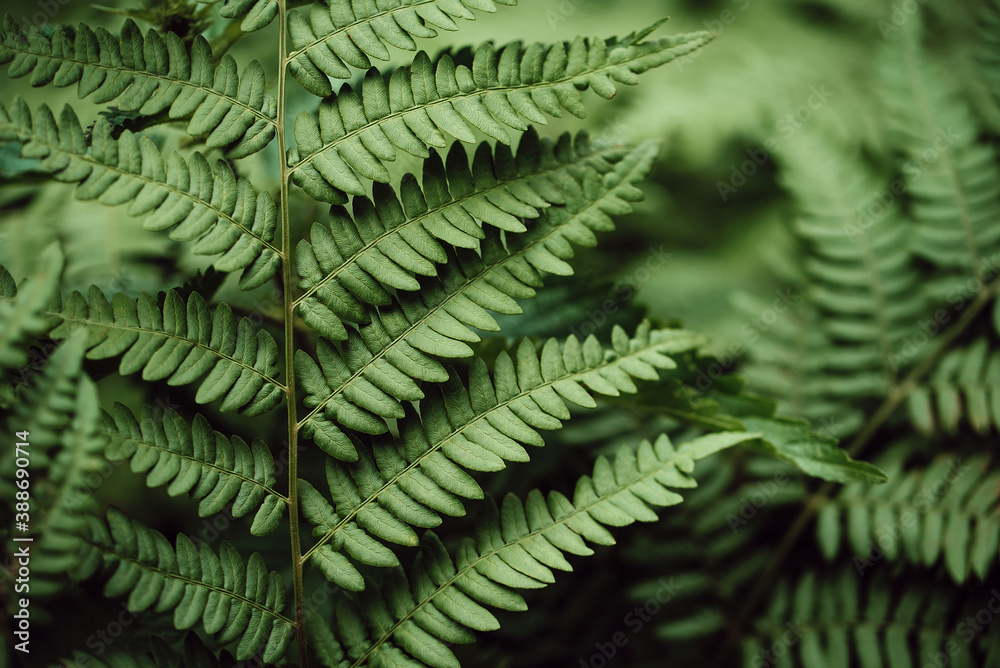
[0,2,882,667]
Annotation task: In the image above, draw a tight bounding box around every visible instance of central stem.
[275,2,308,666]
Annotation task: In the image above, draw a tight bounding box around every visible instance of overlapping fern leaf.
[0,97,281,287]
[37,285,285,416]
[817,443,999,583]
[879,14,1000,280]
[294,139,659,451]
[0,18,276,157]
[288,24,713,202]
[76,507,295,663]
[298,322,704,587]
[625,456,802,652]
[764,137,926,437]
[307,431,759,668]
[743,568,1000,667]
[100,403,287,536]
[293,127,633,340]
[0,333,107,602]
[287,0,518,94]
[907,337,1000,435]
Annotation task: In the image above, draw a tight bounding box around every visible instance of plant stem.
[713,276,1000,666]
[276,1,308,665]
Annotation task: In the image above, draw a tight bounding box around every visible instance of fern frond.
[817,446,1000,583]
[0,241,62,373]
[774,136,926,432]
[300,322,704,587]
[880,15,1000,274]
[0,98,281,288]
[977,0,1000,125]
[287,0,517,96]
[1,334,106,599]
[38,286,285,415]
[319,431,758,668]
[101,403,288,536]
[75,508,296,663]
[293,128,629,339]
[907,337,1000,435]
[295,142,657,448]
[288,26,713,202]
[62,634,230,668]
[625,457,799,646]
[204,0,278,32]
[744,568,1000,668]
[0,18,276,157]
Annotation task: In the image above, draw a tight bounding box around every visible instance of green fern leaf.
[0,98,281,287]
[203,0,279,32]
[288,26,713,202]
[817,445,999,583]
[75,508,296,663]
[36,285,285,415]
[0,18,276,156]
[1,333,106,600]
[326,431,758,668]
[880,15,1000,275]
[295,141,659,448]
[101,403,288,536]
[287,0,518,96]
[906,337,1000,436]
[772,136,926,434]
[741,416,889,484]
[301,322,704,586]
[744,568,1000,667]
[293,128,629,339]
[627,456,797,644]
[0,240,62,372]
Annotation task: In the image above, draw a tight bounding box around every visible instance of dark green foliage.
[8,1,985,667]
